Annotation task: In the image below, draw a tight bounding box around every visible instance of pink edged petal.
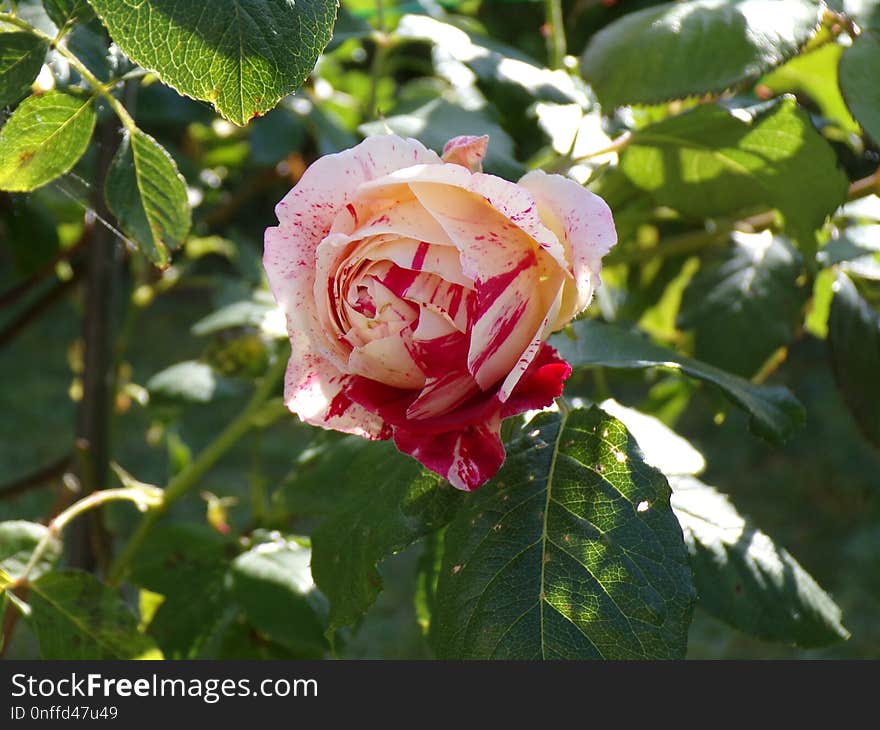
[282,329,389,440]
[393,414,505,491]
[442,135,489,173]
[518,169,617,323]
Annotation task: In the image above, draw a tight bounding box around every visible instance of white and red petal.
[393,414,505,491]
[282,328,388,440]
[518,169,617,324]
[442,135,488,173]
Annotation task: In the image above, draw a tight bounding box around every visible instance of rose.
[264,134,616,490]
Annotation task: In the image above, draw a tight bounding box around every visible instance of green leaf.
[431,406,694,659]
[678,232,807,377]
[282,438,460,637]
[0,32,48,107]
[760,42,859,134]
[146,360,242,405]
[551,319,805,444]
[27,570,163,659]
[396,14,579,104]
[105,128,190,267]
[620,99,848,248]
[359,98,522,179]
[88,0,338,125]
[839,32,880,143]
[581,0,820,108]
[229,536,328,655]
[191,299,274,336]
[129,524,230,658]
[42,0,95,28]
[828,273,880,447]
[0,520,61,581]
[670,476,849,646]
[0,91,96,192]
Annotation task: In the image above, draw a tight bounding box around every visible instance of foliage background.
[0,0,878,659]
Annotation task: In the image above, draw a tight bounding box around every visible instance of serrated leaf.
[105,128,190,267]
[431,406,695,659]
[839,32,880,143]
[146,360,242,405]
[0,520,61,581]
[42,0,95,28]
[551,319,805,444]
[282,438,460,636]
[0,32,48,107]
[0,91,95,192]
[581,0,820,108]
[678,232,807,377]
[88,0,338,126]
[359,98,522,179]
[229,538,328,655]
[670,476,849,646]
[129,524,230,658]
[621,99,848,249]
[27,570,162,659]
[828,273,880,447]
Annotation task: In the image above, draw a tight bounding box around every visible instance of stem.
[11,486,162,589]
[0,454,71,501]
[0,12,136,131]
[544,0,567,69]
[106,352,289,586]
[70,116,122,573]
[367,33,390,121]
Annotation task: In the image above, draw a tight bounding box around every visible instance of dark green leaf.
[551,319,805,444]
[105,128,190,267]
[839,32,880,143]
[28,570,162,659]
[581,0,820,108]
[0,91,95,192]
[359,98,522,179]
[0,520,61,581]
[432,406,695,659]
[229,537,328,655]
[0,32,47,107]
[282,438,460,636]
[671,476,849,646]
[129,524,230,658]
[42,0,95,28]
[620,99,849,248]
[828,273,880,447]
[146,360,241,404]
[88,0,338,125]
[678,233,807,377]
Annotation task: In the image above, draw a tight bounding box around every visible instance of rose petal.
[501,343,571,417]
[442,135,489,173]
[518,169,617,324]
[393,414,504,491]
[265,136,440,369]
[282,326,388,439]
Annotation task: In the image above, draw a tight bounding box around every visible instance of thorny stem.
[106,351,289,587]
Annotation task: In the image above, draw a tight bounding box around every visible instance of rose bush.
[264,134,616,489]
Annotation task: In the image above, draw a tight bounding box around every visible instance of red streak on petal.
[412,241,430,271]
[346,203,359,225]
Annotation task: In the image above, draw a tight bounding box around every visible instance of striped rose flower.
[264,134,616,490]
